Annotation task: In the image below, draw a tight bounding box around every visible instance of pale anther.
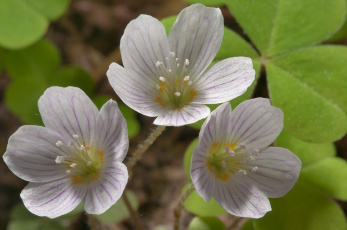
[177,64,180,67]
[252,166,258,173]
[175,92,181,97]
[56,141,63,147]
[168,69,172,72]
[184,76,190,81]
[86,145,90,150]
[55,156,64,164]
[170,51,175,57]
[222,160,226,168]
[185,59,189,65]
[156,61,161,67]
[80,145,85,150]
[72,134,78,139]
[239,143,246,149]
[253,149,259,156]
[87,161,92,166]
[159,77,165,82]
[249,156,255,161]
[229,151,235,157]
[238,169,247,175]
[188,81,192,86]
[66,170,71,174]
[70,163,77,168]
[67,142,72,147]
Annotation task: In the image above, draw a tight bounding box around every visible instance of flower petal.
[190,145,216,202]
[246,147,301,198]
[4,126,67,183]
[194,57,255,104]
[214,177,271,218]
[21,178,86,218]
[120,14,170,84]
[97,100,129,162]
[83,162,128,214]
[229,98,283,149]
[199,102,232,148]
[38,87,99,146]
[153,104,210,126]
[169,4,224,78]
[107,62,166,117]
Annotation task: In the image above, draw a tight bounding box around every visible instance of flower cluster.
[3,3,301,221]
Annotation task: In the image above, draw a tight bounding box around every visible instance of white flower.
[3,87,129,218]
[190,98,301,218]
[107,4,255,126]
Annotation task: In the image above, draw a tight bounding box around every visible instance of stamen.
[252,166,258,173]
[66,170,71,174]
[86,145,90,150]
[80,145,85,150]
[56,141,63,147]
[249,156,255,161]
[184,76,190,81]
[156,61,161,67]
[238,169,247,175]
[229,151,235,157]
[55,156,64,164]
[185,59,189,65]
[188,81,192,86]
[159,77,166,82]
[238,143,246,149]
[168,69,172,73]
[68,141,72,147]
[253,149,259,156]
[175,92,181,97]
[70,163,77,168]
[222,160,226,168]
[72,134,78,139]
[170,51,175,57]
[87,161,92,166]
[177,64,179,67]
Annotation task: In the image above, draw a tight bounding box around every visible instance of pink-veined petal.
[153,104,210,126]
[21,178,86,218]
[190,145,216,202]
[97,100,129,162]
[4,126,67,183]
[120,14,170,84]
[38,87,99,146]
[199,102,232,148]
[245,147,301,198]
[229,98,283,149]
[83,162,128,214]
[194,57,255,104]
[169,4,224,78]
[107,62,166,117]
[214,177,271,218]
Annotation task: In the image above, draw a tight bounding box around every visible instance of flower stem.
[87,214,98,230]
[174,184,195,230]
[126,125,166,172]
[123,191,144,230]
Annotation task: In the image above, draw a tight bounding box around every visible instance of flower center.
[206,142,259,181]
[55,134,103,184]
[154,51,197,109]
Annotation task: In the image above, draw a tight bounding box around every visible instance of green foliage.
[4,39,95,125]
[253,179,347,230]
[225,0,346,57]
[276,130,335,166]
[8,202,80,230]
[301,158,347,201]
[0,0,70,49]
[183,138,198,179]
[188,217,226,230]
[93,95,140,138]
[241,220,255,230]
[96,190,139,224]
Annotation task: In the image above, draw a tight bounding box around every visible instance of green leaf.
[183,185,227,216]
[185,0,225,6]
[10,203,39,221]
[266,62,347,142]
[276,130,335,166]
[5,77,45,125]
[96,191,139,224]
[0,47,6,73]
[225,0,347,57]
[49,66,95,96]
[0,0,48,49]
[24,0,70,20]
[5,39,60,80]
[184,138,199,180]
[253,179,347,230]
[241,220,255,230]
[188,217,226,230]
[301,158,347,201]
